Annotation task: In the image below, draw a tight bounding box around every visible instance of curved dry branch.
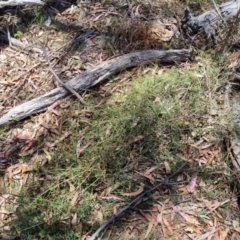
[0,49,193,127]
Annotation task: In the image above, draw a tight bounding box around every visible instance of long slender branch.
[0,49,192,126]
[42,47,85,105]
[89,162,188,240]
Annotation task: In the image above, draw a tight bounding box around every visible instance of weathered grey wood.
[0,0,44,8]
[0,49,193,127]
[182,0,240,38]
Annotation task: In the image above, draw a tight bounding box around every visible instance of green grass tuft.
[11,56,230,238]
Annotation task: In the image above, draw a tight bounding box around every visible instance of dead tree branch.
[89,162,188,240]
[0,49,193,127]
[0,0,44,8]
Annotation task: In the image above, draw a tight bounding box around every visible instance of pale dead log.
[0,49,193,127]
[0,0,44,8]
[182,0,240,39]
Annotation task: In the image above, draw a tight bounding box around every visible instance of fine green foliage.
[11,56,230,239]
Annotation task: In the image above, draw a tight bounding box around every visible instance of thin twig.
[89,162,188,240]
[6,22,12,47]
[42,47,85,104]
[211,0,226,25]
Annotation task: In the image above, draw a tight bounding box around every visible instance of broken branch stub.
[182,0,240,39]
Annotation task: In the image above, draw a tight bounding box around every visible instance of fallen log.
[182,0,240,40]
[0,49,193,127]
[0,0,44,8]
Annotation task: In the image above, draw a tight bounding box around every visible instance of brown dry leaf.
[69,192,79,210]
[100,186,112,197]
[68,182,75,193]
[113,206,117,215]
[144,166,157,176]
[173,206,199,225]
[185,226,201,234]
[106,125,111,136]
[71,213,78,226]
[7,164,23,175]
[163,217,173,233]
[101,195,123,201]
[231,232,240,240]
[157,211,166,237]
[21,173,29,185]
[199,147,211,156]
[195,157,207,165]
[219,228,230,240]
[195,228,218,240]
[139,211,154,222]
[60,102,71,109]
[133,135,144,142]
[228,60,238,69]
[207,150,219,165]
[214,210,223,220]
[208,201,221,210]
[97,211,103,224]
[8,75,21,82]
[122,185,144,197]
[188,173,198,194]
[6,165,14,182]
[177,186,189,195]
[76,139,94,157]
[164,198,170,204]
[144,217,155,239]
[118,227,134,240]
[21,164,34,173]
[164,161,171,174]
[21,140,35,152]
[154,96,161,103]
[47,100,61,112]
[194,73,204,78]
[136,171,155,184]
[11,128,34,140]
[48,131,72,148]
[47,100,62,116]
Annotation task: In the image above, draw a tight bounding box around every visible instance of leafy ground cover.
[0,0,240,239]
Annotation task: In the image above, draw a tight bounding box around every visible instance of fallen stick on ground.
[0,0,44,8]
[89,162,188,240]
[0,49,193,127]
[42,47,85,105]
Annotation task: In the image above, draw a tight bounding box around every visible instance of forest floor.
[1,0,240,239]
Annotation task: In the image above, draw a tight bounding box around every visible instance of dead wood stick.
[0,0,44,8]
[89,162,188,240]
[42,48,85,105]
[0,49,192,126]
